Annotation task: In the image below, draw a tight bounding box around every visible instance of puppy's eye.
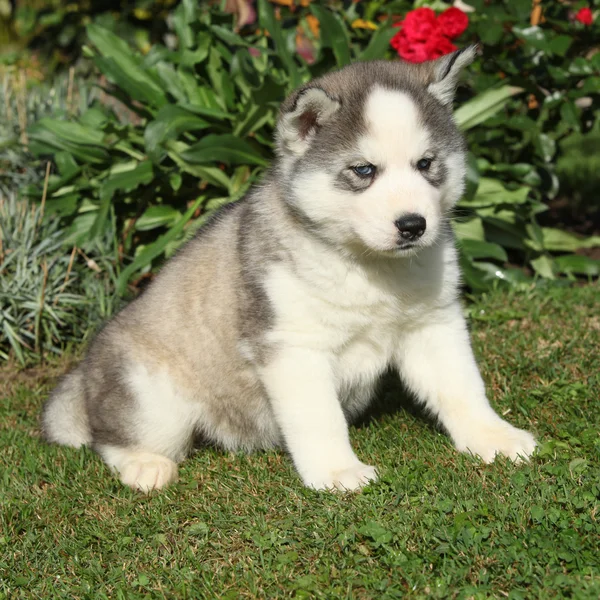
[351,164,376,178]
[416,158,432,172]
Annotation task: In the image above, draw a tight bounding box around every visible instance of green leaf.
[116,196,205,294]
[28,120,109,164]
[311,5,352,67]
[541,228,600,252]
[455,86,524,131]
[87,24,167,108]
[549,35,573,57]
[156,62,189,103]
[136,205,182,232]
[90,161,154,240]
[258,0,300,89]
[453,217,485,242]
[534,134,556,163]
[531,255,556,279]
[144,106,210,157]
[179,102,230,121]
[555,255,600,277]
[180,134,268,167]
[359,22,395,61]
[460,239,508,262]
[460,178,529,208]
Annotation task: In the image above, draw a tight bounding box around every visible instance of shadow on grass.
[354,369,441,432]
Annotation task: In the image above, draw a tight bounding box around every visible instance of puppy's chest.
[266,260,439,362]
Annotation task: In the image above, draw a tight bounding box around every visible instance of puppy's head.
[275,47,476,257]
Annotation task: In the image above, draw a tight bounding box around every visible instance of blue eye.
[351,164,376,178]
[417,158,432,171]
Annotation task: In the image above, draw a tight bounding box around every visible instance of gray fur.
[42,52,478,485]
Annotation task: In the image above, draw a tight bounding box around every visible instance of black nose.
[395,214,426,241]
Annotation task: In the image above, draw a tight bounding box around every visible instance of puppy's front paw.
[304,462,378,492]
[455,419,537,463]
[119,453,178,492]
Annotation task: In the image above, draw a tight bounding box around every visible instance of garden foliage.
[15,1,600,291]
[0,193,119,364]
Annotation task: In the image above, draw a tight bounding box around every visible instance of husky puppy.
[43,47,537,492]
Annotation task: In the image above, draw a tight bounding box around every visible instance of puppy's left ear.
[277,87,341,156]
[428,45,478,106]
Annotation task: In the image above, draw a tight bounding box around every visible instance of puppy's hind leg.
[92,363,200,493]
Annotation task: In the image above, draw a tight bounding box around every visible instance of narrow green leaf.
[87,24,167,108]
[180,134,268,167]
[311,5,352,67]
[258,0,300,89]
[136,206,182,231]
[455,86,524,131]
[359,22,395,61]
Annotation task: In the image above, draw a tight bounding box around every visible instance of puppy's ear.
[427,45,478,106]
[277,87,340,156]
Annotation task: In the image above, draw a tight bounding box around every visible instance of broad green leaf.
[94,56,165,110]
[144,106,210,156]
[541,228,600,252]
[311,5,352,67]
[453,217,485,241]
[460,239,508,262]
[136,205,182,231]
[534,134,556,163]
[531,255,556,279]
[460,178,529,208]
[90,161,154,240]
[555,255,600,276]
[116,196,205,294]
[156,62,189,103]
[180,134,269,167]
[455,86,524,131]
[359,22,395,61]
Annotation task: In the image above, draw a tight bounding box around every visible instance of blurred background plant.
[0,0,598,364]
[0,192,120,365]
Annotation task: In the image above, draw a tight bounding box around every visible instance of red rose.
[391,29,457,64]
[575,7,593,25]
[437,6,469,39]
[425,32,458,60]
[401,7,440,41]
[390,6,468,63]
[391,30,432,63]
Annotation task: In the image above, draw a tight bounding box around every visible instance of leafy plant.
[0,193,120,365]
[21,0,600,294]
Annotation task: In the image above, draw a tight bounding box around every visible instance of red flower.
[425,32,458,59]
[575,7,593,25]
[390,6,467,64]
[401,7,439,42]
[437,6,469,39]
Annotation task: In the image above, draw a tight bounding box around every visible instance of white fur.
[98,447,178,492]
[260,87,535,489]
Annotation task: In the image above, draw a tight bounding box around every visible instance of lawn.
[1,283,598,599]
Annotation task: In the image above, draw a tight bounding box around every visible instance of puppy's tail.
[42,368,91,447]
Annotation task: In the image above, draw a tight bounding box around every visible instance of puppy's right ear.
[277,87,340,156]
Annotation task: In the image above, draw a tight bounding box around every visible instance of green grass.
[1,283,599,599]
